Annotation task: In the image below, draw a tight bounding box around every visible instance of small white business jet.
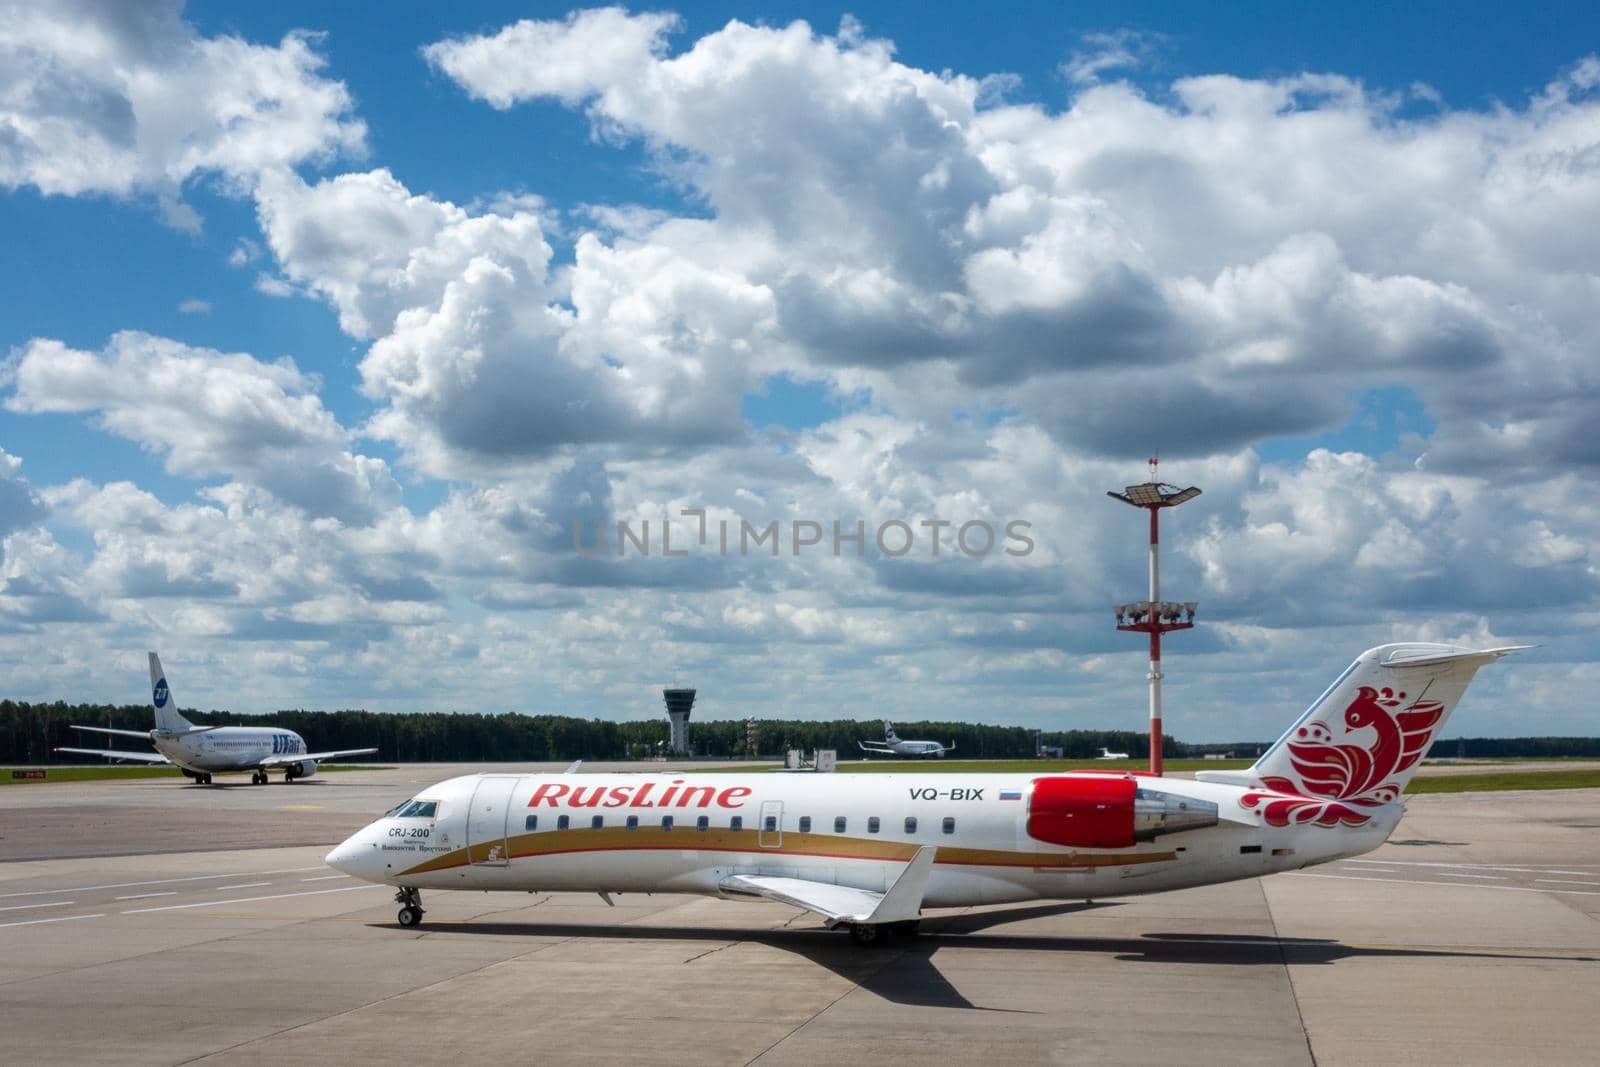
[56,653,378,785]
[857,722,955,758]
[329,642,1521,943]
[1097,747,1130,760]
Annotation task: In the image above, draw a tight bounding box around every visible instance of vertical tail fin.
[148,652,195,733]
[884,722,898,743]
[1251,643,1524,806]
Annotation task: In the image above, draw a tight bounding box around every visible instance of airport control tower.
[663,688,696,755]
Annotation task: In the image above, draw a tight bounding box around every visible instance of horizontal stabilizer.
[71,724,153,740]
[1381,645,1531,669]
[719,846,938,926]
[54,746,171,765]
[259,747,378,768]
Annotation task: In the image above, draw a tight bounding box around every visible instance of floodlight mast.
[1106,461,1201,776]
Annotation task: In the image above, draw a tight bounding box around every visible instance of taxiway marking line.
[300,875,348,882]
[1430,872,1506,880]
[1536,878,1600,887]
[0,913,105,930]
[213,882,272,891]
[113,892,177,901]
[1286,872,1600,896]
[0,900,74,912]
[122,884,384,913]
[1346,861,1600,875]
[0,866,331,899]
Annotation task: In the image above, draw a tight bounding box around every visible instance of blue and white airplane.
[857,722,954,758]
[55,653,378,785]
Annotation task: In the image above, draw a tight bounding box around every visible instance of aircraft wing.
[71,724,152,740]
[857,741,894,752]
[258,747,379,767]
[718,845,937,926]
[53,746,171,764]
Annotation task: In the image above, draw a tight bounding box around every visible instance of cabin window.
[867,817,880,834]
[730,816,743,832]
[556,815,570,830]
[904,816,918,834]
[764,815,777,832]
[942,817,956,835]
[626,815,639,831]
[661,815,674,831]
[834,816,847,833]
[798,816,812,833]
[591,815,604,830]
[697,815,709,832]
[524,815,538,832]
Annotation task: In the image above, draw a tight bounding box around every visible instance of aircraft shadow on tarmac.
[375,901,1599,1012]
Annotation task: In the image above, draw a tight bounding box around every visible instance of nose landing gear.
[395,887,424,928]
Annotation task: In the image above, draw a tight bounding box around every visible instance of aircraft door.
[466,775,518,866]
[758,799,783,848]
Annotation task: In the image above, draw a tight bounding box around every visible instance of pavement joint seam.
[1263,877,1318,1067]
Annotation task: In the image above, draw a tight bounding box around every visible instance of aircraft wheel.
[848,923,884,947]
[891,920,921,937]
[397,905,423,927]
[284,772,295,784]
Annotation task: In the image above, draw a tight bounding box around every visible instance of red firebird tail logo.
[1242,685,1445,827]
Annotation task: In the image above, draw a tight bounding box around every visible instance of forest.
[4,699,1597,765]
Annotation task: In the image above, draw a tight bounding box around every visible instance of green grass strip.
[2,764,393,785]
[1404,769,1600,793]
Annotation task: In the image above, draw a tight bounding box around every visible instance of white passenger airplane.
[857,722,954,758]
[328,642,1520,943]
[56,653,378,785]
[1097,747,1130,760]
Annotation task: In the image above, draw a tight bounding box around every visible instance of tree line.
[3,699,1597,765]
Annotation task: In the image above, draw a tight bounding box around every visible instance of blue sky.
[2,1,1598,740]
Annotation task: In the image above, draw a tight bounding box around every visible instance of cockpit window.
[394,800,438,819]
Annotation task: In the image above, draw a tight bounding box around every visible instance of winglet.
[865,845,937,924]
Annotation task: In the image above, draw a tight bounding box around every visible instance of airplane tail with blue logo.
[884,722,899,744]
[148,652,196,733]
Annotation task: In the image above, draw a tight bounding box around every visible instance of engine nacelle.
[285,760,318,779]
[1026,776,1217,848]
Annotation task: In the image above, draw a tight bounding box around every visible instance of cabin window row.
[523,813,957,834]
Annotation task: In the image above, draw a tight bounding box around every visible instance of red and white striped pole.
[1108,469,1200,778]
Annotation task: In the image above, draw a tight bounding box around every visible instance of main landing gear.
[251,771,268,785]
[396,887,425,928]
[184,771,213,785]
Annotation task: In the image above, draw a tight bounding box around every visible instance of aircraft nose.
[326,826,382,881]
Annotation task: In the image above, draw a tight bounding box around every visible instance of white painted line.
[1346,860,1599,875]
[0,900,75,913]
[113,892,178,901]
[0,868,320,899]
[1431,872,1506,880]
[212,882,272,891]
[300,875,348,882]
[0,913,105,930]
[1536,879,1600,887]
[1285,872,1600,896]
[123,884,384,914]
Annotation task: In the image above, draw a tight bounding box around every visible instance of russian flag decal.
[999,790,1021,800]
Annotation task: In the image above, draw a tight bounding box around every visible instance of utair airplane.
[328,642,1521,943]
[1098,747,1130,760]
[55,653,378,785]
[857,722,954,758]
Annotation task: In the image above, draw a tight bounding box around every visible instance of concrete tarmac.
[1,766,1596,1065]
